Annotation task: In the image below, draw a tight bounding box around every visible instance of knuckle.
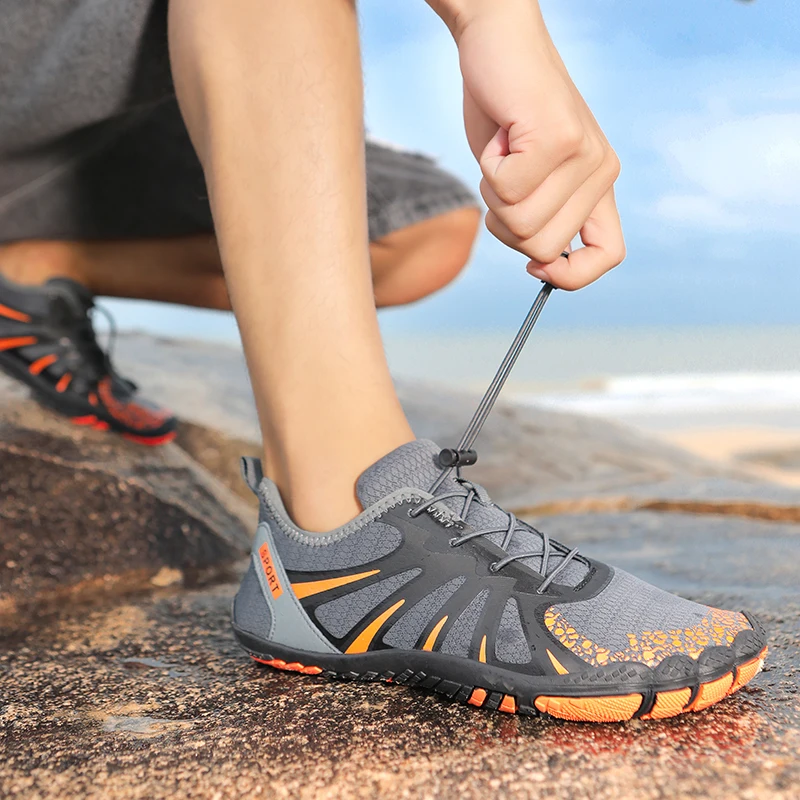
[505,212,539,241]
[585,142,606,173]
[606,151,622,181]
[609,241,627,266]
[552,122,584,159]
[494,182,527,206]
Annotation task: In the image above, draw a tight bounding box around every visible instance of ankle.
[0,240,89,287]
[263,427,415,533]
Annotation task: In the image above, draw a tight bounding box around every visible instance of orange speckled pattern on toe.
[544,607,751,668]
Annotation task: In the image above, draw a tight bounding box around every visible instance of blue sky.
[108,0,800,338]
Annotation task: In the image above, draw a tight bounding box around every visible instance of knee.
[425,206,481,289]
[373,206,480,307]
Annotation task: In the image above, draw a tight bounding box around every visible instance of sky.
[107,0,800,339]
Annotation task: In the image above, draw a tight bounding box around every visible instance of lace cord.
[418,275,581,590]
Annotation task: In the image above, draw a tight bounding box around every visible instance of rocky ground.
[1,335,798,800]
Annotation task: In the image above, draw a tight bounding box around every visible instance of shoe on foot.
[0,275,176,445]
[232,439,767,722]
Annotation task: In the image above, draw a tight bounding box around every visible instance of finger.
[526,189,626,291]
[514,153,620,263]
[482,163,608,264]
[484,209,529,253]
[479,148,604,244]
[463,85,498,161]
[481,112,585,205]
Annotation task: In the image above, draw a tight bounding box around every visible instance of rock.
[0,511,797,800]
[1,333,799,799]
[0,390,252,624]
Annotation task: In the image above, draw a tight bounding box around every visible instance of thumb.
[463,85,501,160]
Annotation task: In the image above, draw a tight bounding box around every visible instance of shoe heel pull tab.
[240,456,264,496]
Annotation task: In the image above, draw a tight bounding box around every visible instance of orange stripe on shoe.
[641,687,692,720]
[0,336,37,351]
[88,391,98,406]
[0,303,31,323]
[546,649,570,675]
[292,569,380,600]
[56,373,72,393]
[467,688,487,707]
[535,693,643,722]
[422,615,448,652]
[28,354,58,375]
[478,635,487,663]
[93,420,110,431]
[345,599,405,654]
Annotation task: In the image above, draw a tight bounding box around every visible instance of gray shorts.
[0,1,475,244]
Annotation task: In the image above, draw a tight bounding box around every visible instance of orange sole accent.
[251,656,323,675]
[689,672,734,712]
[468,688,488,707]
[499,694,517,714]
[71,415,98,426]
[55,373,72,393]
[729,650,766,694]
[245,645,767,723]
[535,693,643,723]
[640,688,692,720]
[122,431,177,447]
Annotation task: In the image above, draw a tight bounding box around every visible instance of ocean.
[382,325,800,434]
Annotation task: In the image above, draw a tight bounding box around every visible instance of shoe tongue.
[357,439,447,508]
[357,438,589,588]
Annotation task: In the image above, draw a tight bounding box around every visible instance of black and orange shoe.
[0,275,176,445]
[232,440,768,722]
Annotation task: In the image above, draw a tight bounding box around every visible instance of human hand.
[442,0,626,290]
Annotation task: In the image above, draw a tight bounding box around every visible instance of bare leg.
[0,204,478,311]
[167,0,416,530]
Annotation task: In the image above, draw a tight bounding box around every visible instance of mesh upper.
[314,569,420,638]
[267,519,402,572]
[234,561,273,639]
[495,598,531,664]
[358,439,588,586]
[383,577,465,649]
[440,589,489,658]
[550,568,709,652]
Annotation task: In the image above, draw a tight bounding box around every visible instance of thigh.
[0,0,198,242]
[365,139,478,242]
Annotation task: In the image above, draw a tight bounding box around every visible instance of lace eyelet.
[488,562,499,573]
[448,537,459,547]
[407,508,419,519]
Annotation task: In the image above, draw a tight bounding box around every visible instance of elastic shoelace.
[411,279,580,594]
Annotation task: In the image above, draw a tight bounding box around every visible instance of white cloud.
[653,193,748,229]
[653,105,800,233]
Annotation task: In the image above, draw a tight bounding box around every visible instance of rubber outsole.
[241,642,767,723]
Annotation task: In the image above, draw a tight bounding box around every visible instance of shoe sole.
[0,353,176,447]
[232,624,767,723]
